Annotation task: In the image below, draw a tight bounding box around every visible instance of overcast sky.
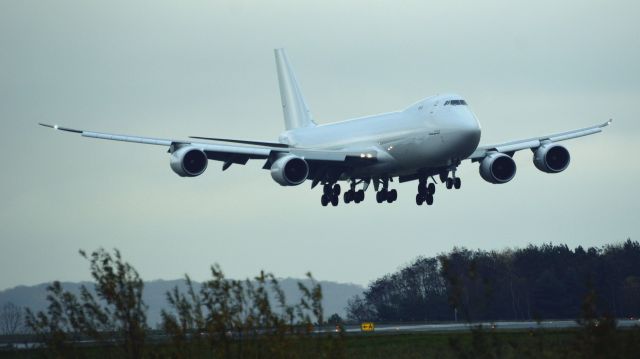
[1,0,639,291]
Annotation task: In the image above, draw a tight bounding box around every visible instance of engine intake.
[480,152,517,184]
[170,146,208,177]
[270,155,309,186]
[533,143,570,173]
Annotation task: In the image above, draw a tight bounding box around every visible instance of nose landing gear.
[442,169,462,190]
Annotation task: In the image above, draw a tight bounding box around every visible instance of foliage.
[24,248,147,358]
[160,268,327,358]
[348,239,640,323]
[20,249,333,358]
[0,302,23,335]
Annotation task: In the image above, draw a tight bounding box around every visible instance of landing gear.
[374,177,397,204]
[321,183,340,206]
[376,188,397,203]
[444,169,462,190]
[343,180,366,204]
[416,178,436,206]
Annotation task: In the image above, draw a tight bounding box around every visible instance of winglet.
[603,118,613,127]
[38,123,83,133]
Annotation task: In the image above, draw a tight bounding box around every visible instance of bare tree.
[0,302,23,335]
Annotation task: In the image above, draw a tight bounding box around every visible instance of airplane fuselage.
[279,94,481,177]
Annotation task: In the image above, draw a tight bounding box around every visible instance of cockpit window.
[445,99,467,106]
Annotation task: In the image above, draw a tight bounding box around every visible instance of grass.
[2,327,640,358]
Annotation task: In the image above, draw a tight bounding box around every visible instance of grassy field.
[2,327,640,358]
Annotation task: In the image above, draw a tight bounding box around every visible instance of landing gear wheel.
[418,183,427,195]
[416,193,424,206]
[323,184,332,195]
[454,178,461,189]
[321,194,329,207]
[446,178,453,189]
[388,189,397,203]
[343,191,351,203]
[333,184,341,196]
[426,194,434,206]
[428,183,436,194]
[376,191,385,203]
[357,190,365,202]
[331,195,339,206]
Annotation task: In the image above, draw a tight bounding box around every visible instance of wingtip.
[39,123,61,130]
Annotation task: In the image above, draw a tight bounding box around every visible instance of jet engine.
[479,152,517,184]
[533,143,570,173]
[270,155,309,186]
[170,146,208,177]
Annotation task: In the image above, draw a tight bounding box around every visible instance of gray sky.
[1,0,639,291]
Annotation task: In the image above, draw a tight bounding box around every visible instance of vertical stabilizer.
[275,48,316,130]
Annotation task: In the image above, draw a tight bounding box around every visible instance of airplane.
[40,48,612,207]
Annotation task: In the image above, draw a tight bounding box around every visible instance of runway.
[339,319,640,334]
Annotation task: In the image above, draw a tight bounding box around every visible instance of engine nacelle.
[170,146,208,177]
[479,152,517,184]
[533,143,570,173]
[270,155,309,186]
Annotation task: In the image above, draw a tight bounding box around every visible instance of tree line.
[347,239,640,323]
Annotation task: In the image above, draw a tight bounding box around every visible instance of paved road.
[340,319,640,334]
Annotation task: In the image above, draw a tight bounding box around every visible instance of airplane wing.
[468,119,612,161]
[38,123,377,173]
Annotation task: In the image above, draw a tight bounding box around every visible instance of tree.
[327,313,343,325]
[0,302,23,335]
[348,239,640,323]
[26,248,148,359]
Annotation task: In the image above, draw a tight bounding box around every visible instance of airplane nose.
[462,112,481,146]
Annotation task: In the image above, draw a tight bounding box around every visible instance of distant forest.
[347,239,640,323]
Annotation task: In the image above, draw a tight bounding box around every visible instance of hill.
[0,278,363,326]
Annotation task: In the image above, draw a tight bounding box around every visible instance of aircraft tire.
[331,195,339,206]
[446,178,453,189]
[388,189,397,203]
[428,183,436,194]
[416,193,424,205]
[454,178,461,189]
[321,194,329,206]
[426,194,434,205]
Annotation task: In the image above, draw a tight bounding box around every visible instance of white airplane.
[40,48,612,207]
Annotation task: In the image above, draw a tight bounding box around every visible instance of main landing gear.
[375,178,397,204]
[321,183,341,207]
[415,178,435,206]
[344,181,365,204]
